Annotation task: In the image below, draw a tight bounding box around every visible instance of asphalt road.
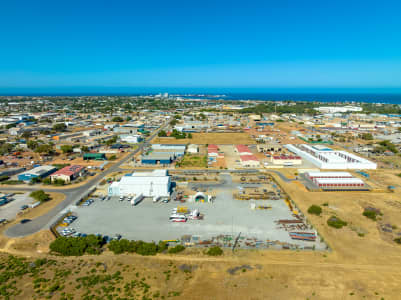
[2,123,168,237]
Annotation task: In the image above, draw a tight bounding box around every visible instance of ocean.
[181,93,401,104]
[1,88,401,104]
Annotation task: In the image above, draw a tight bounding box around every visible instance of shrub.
[363,210,378,221]
[394,238,401,244]
[307,205,322,216]
[362,207,381,221]
[168,245,185,254]
[0,175,10,182]
[111,116,124,122]
[206,246,223,256]
[0,180,23,185]
[49,235,104,256]
[108,239,165,256]
[327,216,347,229]
[30,190,51,202]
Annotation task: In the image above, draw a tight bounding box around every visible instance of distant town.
[0,94,401,298]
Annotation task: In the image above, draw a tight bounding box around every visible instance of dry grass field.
[1,170,401,299]
[152,132,256,145]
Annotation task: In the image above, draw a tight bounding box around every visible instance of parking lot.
[65,175,326,250]
[0,193,33,220]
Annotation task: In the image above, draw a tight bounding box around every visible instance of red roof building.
[239,155,260,167]
[235,144,252,155]
[50,165,85,183]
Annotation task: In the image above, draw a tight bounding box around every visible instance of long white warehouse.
[304,171,368,191]
[285,144,377,169]
[108,169,171,199]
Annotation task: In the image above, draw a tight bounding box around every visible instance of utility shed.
[108,169,171,199]
[18,165,57,182]
[83,153,106,160]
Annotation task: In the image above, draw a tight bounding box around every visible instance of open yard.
[60,174,325,250]
[177,155,208,168]
[152,132,256,145]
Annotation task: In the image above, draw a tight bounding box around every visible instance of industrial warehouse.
[17,165,57,182]
[285,144,377,169]
[108,169,171,199]
[140,144,185,165]
[303,171,369,191]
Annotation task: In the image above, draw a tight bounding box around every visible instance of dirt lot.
[177,155,208,168]
[152,133,256,145]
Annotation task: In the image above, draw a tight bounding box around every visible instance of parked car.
[20,219,31,224]
[20,205,29,210]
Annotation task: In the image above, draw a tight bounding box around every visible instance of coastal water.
[216,93,401,104]
[1,89,401,104]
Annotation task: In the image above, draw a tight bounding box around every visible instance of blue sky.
[0,0,400,92]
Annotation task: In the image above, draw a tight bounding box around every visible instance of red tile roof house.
[235,144,252,155]
[50,165,85,183]
[208,145,219,156]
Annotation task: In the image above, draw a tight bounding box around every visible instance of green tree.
[112,116,124,122]
[27,140,38,150]
[21,131,32,139]
[158,130,167,137]
[30,190,51,202]
[360,133,373,140]
[0,143,13,155]
[60,145,73,153]
[35,144,54,155]
[53,123,67,132]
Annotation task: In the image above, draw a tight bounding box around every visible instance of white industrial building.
[285,144,377,169]
[314,106,363,113]
[108,169,171,199]
[305,171,368,191]
[120,134,143,144]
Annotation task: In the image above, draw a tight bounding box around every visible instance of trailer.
[130,193,144,206]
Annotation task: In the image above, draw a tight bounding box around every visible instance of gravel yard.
[67,175,326,250]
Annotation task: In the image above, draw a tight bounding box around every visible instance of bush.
[49,235,105,256]
[168,245,185,254]
[0,180,23,185]
[108,239,165,256]
[60,145,73,153]
[111,116,124,122]
[30,190,51,202]
[0,175,10,182]
[394,238,401,244]
[206,246,223,256]
[363,210,378,221]
[327,216,347,229]
[307,205,322,216]
[108,155,117,161]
